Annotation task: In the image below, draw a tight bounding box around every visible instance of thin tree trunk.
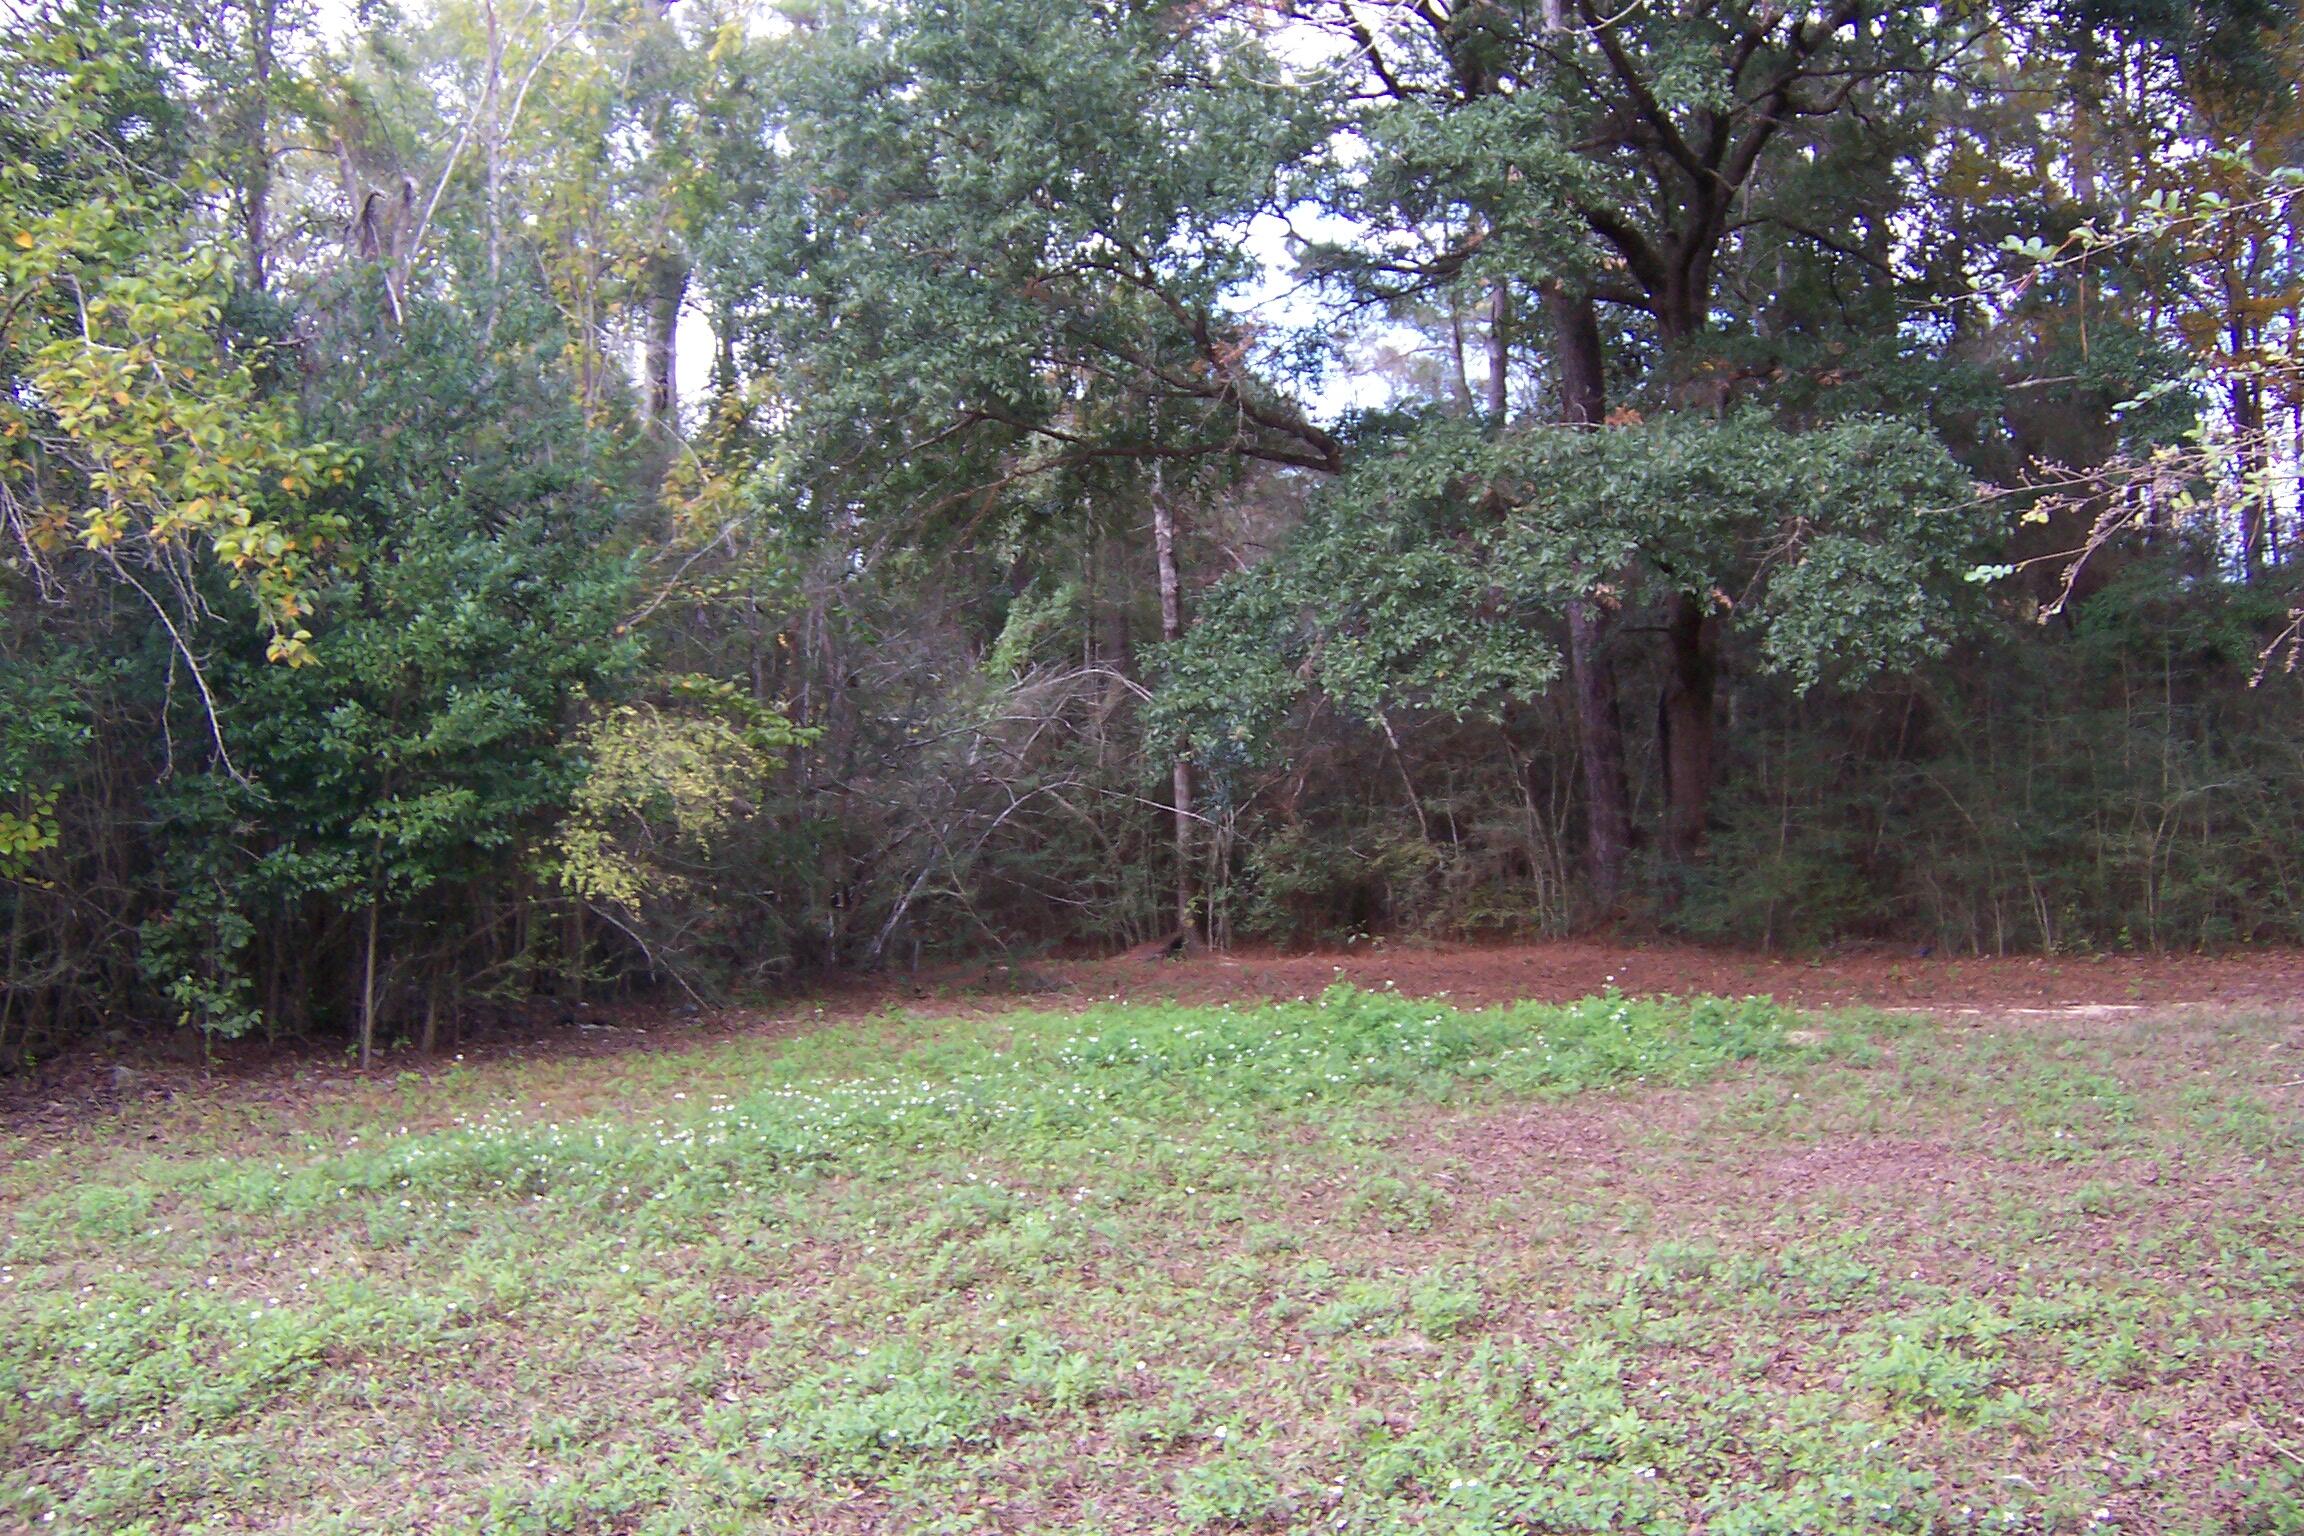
[1377,712,1431,843]
[1446,287,1476,416]
[1150,465,1195,941]
[2291,397,2303,564]
[0,892,25,1064]
[2230,307,2266,577]
[482,0,504,291]
[2069,35,2098,209]
[1090,529,1136,718]
[1485,280,1511,420]
[359,891,380,1072]
[562,901,585,1003]
[263,931,282,1037]
[2237,381,2266,578]
[242,0,278,292]
[421,966,443,1056]
[1170,756,1196,940]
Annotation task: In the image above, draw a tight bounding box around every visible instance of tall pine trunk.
[241,0,278,292]
[1150,466,1195,942]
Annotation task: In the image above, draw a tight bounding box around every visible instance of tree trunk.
[1544,283,1635,913]
[1564,600,1632,911]
[1548,281,1605,425]
[1087,528,1135,719]
[2230,311,2266,578]
[1170,755,1196,940]
[242,0,278,292]
[1641,284,1722,877]
[2070,29,2099,209]
[1660,589,1718,867]
[0,893,25,1066]
[481,0,504,291]
[562,900,585,1003]
[421,971,442,1056]
[359,894,380,1072]
[1150,466,1195,941]
[642,249,689,431]
[1485,280,1511,420]
[1446,287,1476,417]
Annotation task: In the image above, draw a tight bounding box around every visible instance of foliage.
[8,0,2304,1062]
[1492,414,1979,691]
[1983,153,2304,661]
[0,639,77,886]
[705,0,1343,539]
[1162,412,1972,783]
[557,693,798,915]
[132,286,644,1039]
[1153,417,1559,782]
[1682,560,2304,952]
[1,7,350,664]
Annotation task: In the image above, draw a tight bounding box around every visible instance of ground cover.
[3,984,2300,1534]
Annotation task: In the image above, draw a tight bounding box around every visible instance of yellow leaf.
[11,231,31,249]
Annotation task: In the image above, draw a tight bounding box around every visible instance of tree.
[697,0,1351,945]
[1276,0,1991,883]
[1162,413,1973,870]
[154,283,642,1057]
[2,2,351,686]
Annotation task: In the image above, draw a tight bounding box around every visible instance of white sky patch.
[673,301,717,409]
[1231,204,1412,420]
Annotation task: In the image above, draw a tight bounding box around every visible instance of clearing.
[2,951,2301,1533]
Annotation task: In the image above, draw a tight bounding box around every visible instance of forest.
[3,0,2302,1068]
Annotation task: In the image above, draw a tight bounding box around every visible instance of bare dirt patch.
[1340,1019,2304,1531]
[1033,937,2304,1013]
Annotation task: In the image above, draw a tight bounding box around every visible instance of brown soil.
[1028,936,2304,1012]
[1349,1018,2304,1530]
[7,938,2301,1137]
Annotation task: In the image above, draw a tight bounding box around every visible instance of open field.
[4,980,2301,1534]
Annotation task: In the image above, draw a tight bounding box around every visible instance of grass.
[2,983,2300,1534]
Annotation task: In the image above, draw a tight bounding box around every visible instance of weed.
[1848,1328,2000,1419]
[1345,1173,1449,1234]
[1173,1453,1288,1528]
[1408,1268,1484,1338]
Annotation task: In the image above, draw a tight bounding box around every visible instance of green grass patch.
[2,987,2299,1533]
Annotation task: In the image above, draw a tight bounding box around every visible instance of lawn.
[2,985,2300,1534]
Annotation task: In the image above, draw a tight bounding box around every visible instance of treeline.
[2,0,2300,1066]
